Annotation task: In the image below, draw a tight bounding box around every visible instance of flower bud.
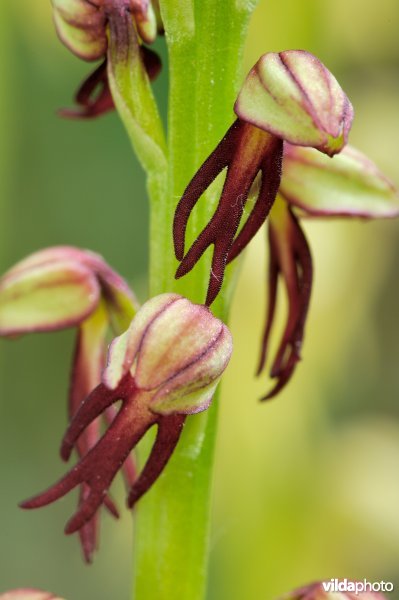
[52,0,158,62]
[280,143,399,218]
[0,590,65,600]
[104,293,233,414]
[0,255,98,335]
[235,50,353,156]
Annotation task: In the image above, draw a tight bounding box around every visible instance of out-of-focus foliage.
[1,1,398,599]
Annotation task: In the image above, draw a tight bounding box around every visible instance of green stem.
[131,2,256,599]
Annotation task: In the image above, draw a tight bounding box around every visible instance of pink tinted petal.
[53,1,107,61]
[102,294,181,390]
[235,50,353,156]
[0,261,99,336]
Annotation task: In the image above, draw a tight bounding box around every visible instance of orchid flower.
[20,294,232,541]
[174,50,353,306]
[0,246,138,561]
[52,0,162,118]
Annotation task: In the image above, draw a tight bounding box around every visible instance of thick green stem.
[131,2,256,599]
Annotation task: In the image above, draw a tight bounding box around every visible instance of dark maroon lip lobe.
[173,119,283,306]
[20,374,185,548]
[258,208,313,400]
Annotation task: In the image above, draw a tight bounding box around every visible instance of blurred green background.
[1,1,399,599]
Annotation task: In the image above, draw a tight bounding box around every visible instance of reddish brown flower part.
[21,294,233,545]
[174,120,283,306]
[59,47,161,119]
[22,374,186,534]
[257,200,312,400]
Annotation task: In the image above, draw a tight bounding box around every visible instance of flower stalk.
[135,2,257,599]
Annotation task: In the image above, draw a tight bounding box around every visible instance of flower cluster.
[0,256,232,559]
[174,50,399,397]
[0,246,138,561]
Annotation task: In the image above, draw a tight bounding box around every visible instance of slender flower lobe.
[59,46,161,119]
[258,199,312,399]
[174,120,283,305]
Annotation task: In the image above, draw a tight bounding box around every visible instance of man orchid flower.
[52,0,162,118]
[0,246,138,561]
[174,50,353,306]
[20,294,232,539]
